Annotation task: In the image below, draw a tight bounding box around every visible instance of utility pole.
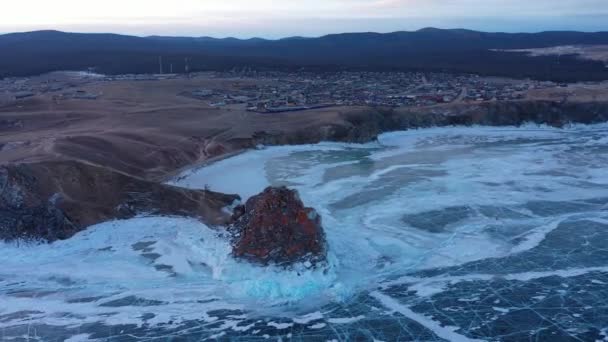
[170,63,173,74]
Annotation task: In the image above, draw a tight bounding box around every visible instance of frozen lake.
[2,124,608,341]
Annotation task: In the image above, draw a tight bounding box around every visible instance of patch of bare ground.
[0,76,357,180]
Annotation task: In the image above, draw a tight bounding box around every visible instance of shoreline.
[168,120,608,189]
[164,148,250,184]
[2,99,608,242]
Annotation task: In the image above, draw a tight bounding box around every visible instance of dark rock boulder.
[230,186,327,266]
[0,161,239,242]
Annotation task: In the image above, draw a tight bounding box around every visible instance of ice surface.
[3,123,608,340]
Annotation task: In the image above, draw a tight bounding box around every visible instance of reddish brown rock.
[230,186,327,266]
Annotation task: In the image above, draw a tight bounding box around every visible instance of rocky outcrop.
[1,162,328,267]
[229,187,326,266]
[0,161,239,242]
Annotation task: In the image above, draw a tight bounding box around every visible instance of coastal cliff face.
[405,101,608,128]
[252,101,608,147]
[2,100,608,245]
[0,161,238,242]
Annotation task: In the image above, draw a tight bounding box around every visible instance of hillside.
[1,28,608,81]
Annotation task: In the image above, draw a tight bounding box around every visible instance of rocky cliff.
[0,161,238,242]
[251,101,608,147]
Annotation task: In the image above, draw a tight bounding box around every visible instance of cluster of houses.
[0,70,566,110]
[0,73,102,102]
[189,71,559,112]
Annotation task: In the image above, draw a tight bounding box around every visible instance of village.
[0,71,105,104]
[188,71,561,112]
[177,70,572,112]
[0,69,582,111]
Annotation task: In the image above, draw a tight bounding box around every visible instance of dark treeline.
[1,28,608,81]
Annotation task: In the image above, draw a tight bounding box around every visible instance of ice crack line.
[370,291,485,342]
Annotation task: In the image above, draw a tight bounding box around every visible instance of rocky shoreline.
[2,100,608,264]
[251,100,608,147]
[0,161,238,242]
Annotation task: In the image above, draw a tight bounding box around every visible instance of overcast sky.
[2,0,607,38]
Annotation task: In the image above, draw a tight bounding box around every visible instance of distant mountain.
[2,28,608,81]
